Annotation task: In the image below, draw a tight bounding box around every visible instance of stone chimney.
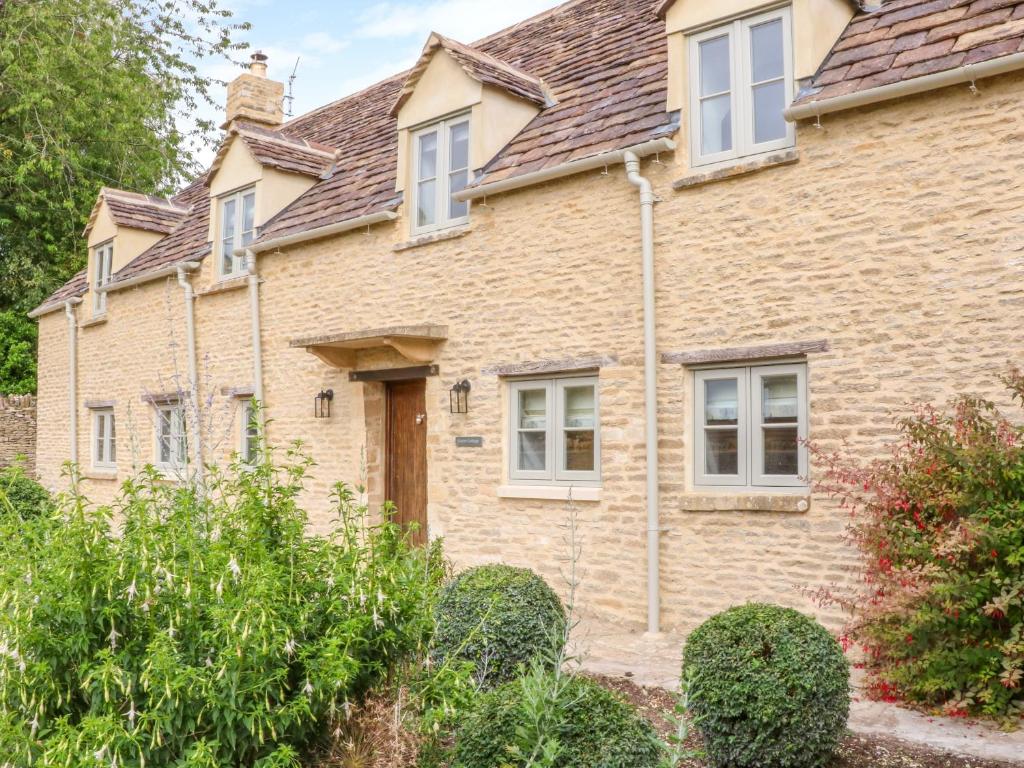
[224,52,285,128]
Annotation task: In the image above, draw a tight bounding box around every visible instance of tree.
[0,0,248,391]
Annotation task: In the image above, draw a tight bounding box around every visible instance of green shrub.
[432,564,566,686]
[0,464,51,518]
[683,603,849,768]
[452,674,662,768]
[0,447,444,767]
[812,371,1024,720]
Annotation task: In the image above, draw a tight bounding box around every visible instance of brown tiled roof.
[108,178,211,284]
[85,188,188,237]
[391,33,551,117]
[38,269,88,309]
[209,122,338,180]
[795,0,1024,105]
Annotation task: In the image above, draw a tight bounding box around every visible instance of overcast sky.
[196,0,564,159]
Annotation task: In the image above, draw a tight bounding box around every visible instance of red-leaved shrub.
[811,371,1024,722]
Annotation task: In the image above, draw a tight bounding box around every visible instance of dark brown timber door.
[386,379,428,545]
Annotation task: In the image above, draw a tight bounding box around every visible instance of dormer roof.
[208,122,340,181]
[391,32,551,117]
[655,0,864,19]
[84,188,188,238]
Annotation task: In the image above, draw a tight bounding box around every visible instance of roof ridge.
[236,126,338,157]
[433,33,543,85]
[101,187,187,211]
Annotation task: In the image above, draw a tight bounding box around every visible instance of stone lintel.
[662,340,829,366]
[482,355,618,377]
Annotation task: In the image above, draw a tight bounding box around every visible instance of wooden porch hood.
[289,324,447,368]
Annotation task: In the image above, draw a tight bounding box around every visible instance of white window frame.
[217,186,256,279]
[688,6,795,168]
[411,115,471,237]
[694,362,808,490]
[240,399,259,465]
[154,402,187,470]
[91,408,116,470]
[93,241,114,316]
[508,375,601,487]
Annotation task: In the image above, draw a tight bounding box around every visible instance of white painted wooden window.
[219,187,256,278]
[509,376,600,486]
[240,399,259,464]
[694,363,807,488]
[412,116,470,236]
[93,241,113,315]
[155,403,187,469]
[91,409,116,469]
[688,6,794,167]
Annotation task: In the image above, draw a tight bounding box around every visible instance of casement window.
[240,399,259,465]
[93,241,114,315]
[412,116,470,235]
[694,363,807,488]
[509,376,600,486]
[91,409,116,469]
[688,6,794,167]
[218,187,256,278]
[155,403,187,469]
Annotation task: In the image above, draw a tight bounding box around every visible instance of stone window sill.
[83,470,118,481]
[681,492,810,513]
[392,225,472,252]
[498,485,602,502]
[199,275,250,296]
[673,149,800,191]
[81,315,108,329]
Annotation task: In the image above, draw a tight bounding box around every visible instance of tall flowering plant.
[0,444,444,767]
[811,371,1024,723]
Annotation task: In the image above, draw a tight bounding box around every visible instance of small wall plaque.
[455,436,484,448]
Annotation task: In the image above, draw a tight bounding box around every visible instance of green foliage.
[0,463,51,518]
[0,0,248,373]
[813,371,1024,721]
[0,311,36,393]
[683,604,850,768]
[0,447,444,767]
[432,564,566,687]
[452,674,662,768]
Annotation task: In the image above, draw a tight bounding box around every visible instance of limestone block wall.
[0,395,37,473]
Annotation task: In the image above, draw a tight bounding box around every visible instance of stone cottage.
[31,0,1024,639]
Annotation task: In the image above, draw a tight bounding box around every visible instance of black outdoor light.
[449,379,471,414]
[314,389,334,419]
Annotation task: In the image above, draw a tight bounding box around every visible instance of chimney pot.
[249,51,269,78]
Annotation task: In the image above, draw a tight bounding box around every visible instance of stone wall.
[0,395,37,474]
[34,70,1024,639]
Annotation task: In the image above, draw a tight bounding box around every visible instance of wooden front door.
[386,379,428,545]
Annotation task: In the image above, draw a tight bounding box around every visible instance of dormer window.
[219,187,256,278]
[413,116,470,236]
[93,241,113,315]
[688,6,794,167]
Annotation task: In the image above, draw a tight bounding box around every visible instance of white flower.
[215,577,224,599]
[284,638,296,657]
[127,701,137,727]
[29,716,38,736]
[342,699,352,720]
[205,656,213,668]
[124,581,138,603]
[372,608,382,630]
[94,747,106,761]
[228,556,241,580]
[108,625,120,651]
[303,679,314,696]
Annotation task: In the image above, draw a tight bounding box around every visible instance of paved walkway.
[573,627,1024,764]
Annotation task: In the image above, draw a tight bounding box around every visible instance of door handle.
[416,413,426,425]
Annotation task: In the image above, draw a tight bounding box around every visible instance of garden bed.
[590,675,1022,768]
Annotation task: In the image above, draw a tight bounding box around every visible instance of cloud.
[355,0,564,43]
[301,32,349,55]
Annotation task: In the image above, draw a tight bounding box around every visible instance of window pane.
[699,35,731,96]
[752,80,787,144]
[222,198,236,241]
[241,192,256,246]
[763,427,798,475]
[518,432,546,471]
[565,430,595,472]
[518,389,547,429]
[750,19,784,83]
[417,180,436,227]
[704,379,738,425]
[449,169,469,219]
[564,386,595,428]
[705,429,738,475]
[109,416,116,463]
[701,94,732,155]
[418,131,438,181]
[761,374,798,423]
[449,122,469,171]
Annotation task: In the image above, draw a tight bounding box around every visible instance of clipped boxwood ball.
[683,603,850,768]
[453,675,662,768]
[0,469,52,519]
[433,564,566,685]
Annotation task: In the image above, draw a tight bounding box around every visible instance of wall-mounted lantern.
[314,389,334,419]
[450,379,471,414]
